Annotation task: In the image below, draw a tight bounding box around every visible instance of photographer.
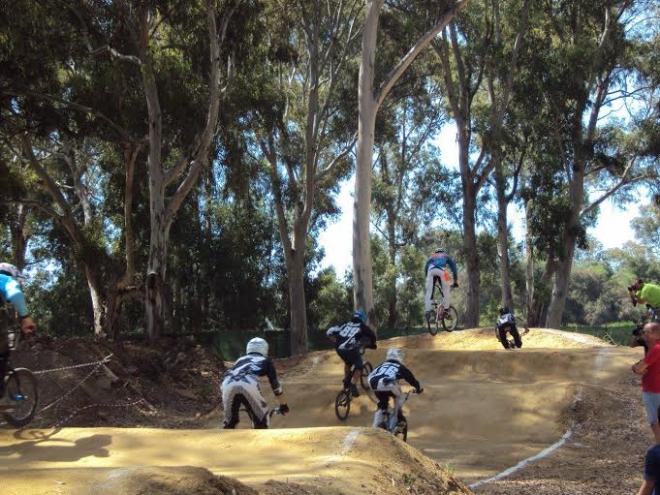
[629,279,660,320]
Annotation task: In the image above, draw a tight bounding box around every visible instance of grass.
[560,322,636,346]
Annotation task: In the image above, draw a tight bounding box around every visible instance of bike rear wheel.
[441,306,458,332]
[2,368,38,427]
[334,390,351,421]
[360,362,373,391]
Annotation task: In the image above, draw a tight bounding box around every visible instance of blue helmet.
[352,309,366,324]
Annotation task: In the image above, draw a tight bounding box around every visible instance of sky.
[317,124,642,276]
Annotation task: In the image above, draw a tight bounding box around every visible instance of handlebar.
[269,407,281,417]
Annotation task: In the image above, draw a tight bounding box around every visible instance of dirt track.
[0,328,650,494]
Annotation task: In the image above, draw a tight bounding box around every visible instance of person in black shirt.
[221,337,288,429]
[326,310,377,397]
[496,306,522,349]
[368,348,422,429]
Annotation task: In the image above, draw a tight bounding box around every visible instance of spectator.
[633,322,660,442]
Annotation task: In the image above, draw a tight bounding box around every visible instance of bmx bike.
[1,330,38,427]
[426,277,458,335]
[495,322,529,350]
[334,357,373,421]
[377,389,417,442]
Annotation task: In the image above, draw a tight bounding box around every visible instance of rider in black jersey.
[368,348,422,428]
[496,306,522,349]
[326,310,377,397]
[221,337,289,429]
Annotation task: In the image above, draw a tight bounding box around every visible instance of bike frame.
[383,390,414,433]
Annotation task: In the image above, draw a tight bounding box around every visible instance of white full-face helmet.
[386,348,404,364]
[246,337,269,357]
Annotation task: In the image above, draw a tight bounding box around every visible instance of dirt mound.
[0,426,472,495]
[7,336,224,429]
[377,327,611,351]
[80,466,256,495]
[1,328,641,494]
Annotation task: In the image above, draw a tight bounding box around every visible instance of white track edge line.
[468,428,573,489]
[468,345,610,490]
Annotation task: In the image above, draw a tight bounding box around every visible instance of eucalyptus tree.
[353,0,467,324]
[0,1,134,336]
[485,0,530,312]
[255,0,360,354]
[431,0,530,327]
[525,0,659,327]
[372,90,446,328]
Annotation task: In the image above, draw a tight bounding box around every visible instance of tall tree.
[117,0,238,339]
[353,0,467,323]
[535,0,658,327]
[432,0,528,327]
[257,0,359,354]
[372,92,446,327]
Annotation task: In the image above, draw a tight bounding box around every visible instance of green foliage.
[308,268,353,332]
[564,239,660,326]
[0,0,657,352]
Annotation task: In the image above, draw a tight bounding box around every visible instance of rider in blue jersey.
[0,263,36,400]
[424,248,458,321]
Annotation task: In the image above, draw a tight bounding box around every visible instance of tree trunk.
[140,0,223,340]
[386,212,398,329]
[457,116,480,327]
[462,185,480,327]
[495,159,514,310]
[8,204,28,270]
[524,198,535,323]
[353,0,465,325]
[84,264,105,336]
[145,208,169,340]
[287,253,308,356]
[545,143,586,327]
[352,0,381,322]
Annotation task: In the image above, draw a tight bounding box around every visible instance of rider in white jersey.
[368,348,422,428]
[221,337,289,428]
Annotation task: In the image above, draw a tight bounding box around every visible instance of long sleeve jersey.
[424,253,458,280]
[326,321,377,351]
[368,360,421,391]
[0,273,28,317]
[222,353,283,395]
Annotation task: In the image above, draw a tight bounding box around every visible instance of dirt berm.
[0,328,643,494]
[1,427,470,495]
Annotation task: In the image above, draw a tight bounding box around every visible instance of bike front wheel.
[441,306,459,332]
[426,309,440,336]
[394,420,408,442]
[334,390,351,421]
[360,362,373,392]
[2,368,38,428]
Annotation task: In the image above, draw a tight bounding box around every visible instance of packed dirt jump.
[0,328,647,494]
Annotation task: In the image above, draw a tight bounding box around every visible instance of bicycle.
[495,324,529,350]
[236,403,288,428]
[1,329,38,427]
[334,357,373,421]
[426,277,459,335]
[377,389,417,442]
